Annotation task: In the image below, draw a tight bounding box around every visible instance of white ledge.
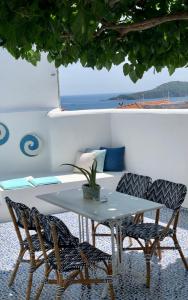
[48,107,188,118]
[47,108,114,118]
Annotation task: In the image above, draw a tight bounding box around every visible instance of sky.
[59,62,188,96]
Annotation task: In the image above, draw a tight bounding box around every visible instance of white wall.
[111,109,188,206]
[0,49,59,180]
[1,108,188,207]
[48,109,112,172]
[0,49,59,111]
[0,111,51,180]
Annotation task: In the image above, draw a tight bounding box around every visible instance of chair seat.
[102,215,134,229]
[122,223,174,241]
[23,233,52,251]
[48,241,111,272]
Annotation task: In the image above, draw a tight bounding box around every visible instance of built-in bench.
[0,172,124,222]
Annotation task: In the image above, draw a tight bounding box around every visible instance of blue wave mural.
[0,123,9,145]
[20,134,42,157]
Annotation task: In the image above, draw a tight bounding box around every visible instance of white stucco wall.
[0,111,51,180]
[0,49,59,111]
[0,49,59,180]
[111,109,188,206]
[1,106,188,207]
[47,108,188,207]
[48,109,112,172]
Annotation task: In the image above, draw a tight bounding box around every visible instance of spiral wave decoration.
[20,134,42,157]
[0,122,9,145]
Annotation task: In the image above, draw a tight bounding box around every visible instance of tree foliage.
[0,0,188,81]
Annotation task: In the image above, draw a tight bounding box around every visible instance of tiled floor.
[1,208,188,299]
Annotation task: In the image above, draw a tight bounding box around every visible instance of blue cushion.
[100,146,125,172]
[85,149,106,172]
[28,176,61,187]
[0,178,34,190]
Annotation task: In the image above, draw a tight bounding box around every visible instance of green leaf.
[47,53,54,63]
[0,1,187,81]
[168,65,176,75]
[129,70,138,83]
[123,63,130,76]
[62,163,90,182]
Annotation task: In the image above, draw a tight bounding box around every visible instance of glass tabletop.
[37,188,164,222]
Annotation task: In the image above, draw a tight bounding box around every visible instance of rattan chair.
[91,172,152,247]
[122,179,188,287]
[5,197,52,300]
[32,208,115,300]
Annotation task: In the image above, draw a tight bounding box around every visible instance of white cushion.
[73,151,95,173]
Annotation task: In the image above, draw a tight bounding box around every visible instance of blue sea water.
[61,93,188,110]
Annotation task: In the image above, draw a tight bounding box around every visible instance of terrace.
[1,52,188,300]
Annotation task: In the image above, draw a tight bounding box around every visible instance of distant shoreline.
[117,99,188,109]
[109,81,188,101]
[61,94,188,110]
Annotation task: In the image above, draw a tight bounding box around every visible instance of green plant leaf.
[61,163,90,183]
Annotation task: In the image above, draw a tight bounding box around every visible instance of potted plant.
[62,160,100,201]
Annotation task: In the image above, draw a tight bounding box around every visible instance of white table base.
[78,215,124,275]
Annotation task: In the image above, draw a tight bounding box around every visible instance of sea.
[61,93,188,110]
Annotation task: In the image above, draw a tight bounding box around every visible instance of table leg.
[78,215,89,242]
[115,219,123,272]
[110,222,116,273]
[85,217,89,242]
[78,215,82,242]
[109,219,123,274]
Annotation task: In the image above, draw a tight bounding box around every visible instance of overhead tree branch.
[97,12,188,36]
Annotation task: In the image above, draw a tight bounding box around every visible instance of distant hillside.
[110,81,188,101]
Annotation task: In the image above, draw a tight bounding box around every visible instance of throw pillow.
[85,149,106,172]
[28,176,61,186]
[100,146,125,171]
[0,177,34,190]
[73,151,95,173]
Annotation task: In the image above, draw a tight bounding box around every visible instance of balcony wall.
[0,108,188,207]
[0,49,59,111]
[111,110,188,198]
[48,109,188,207]
[48,109,112,173]
[0,110,51,179]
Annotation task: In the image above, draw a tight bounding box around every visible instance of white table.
[37,188,163,273]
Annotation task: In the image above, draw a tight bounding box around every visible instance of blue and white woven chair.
[91,172,152,247]
[32,208,115,300]
[122,179,188,288]
[5,197,53,300]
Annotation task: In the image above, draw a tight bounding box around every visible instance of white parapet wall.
[47,108,188,207]
[48,109,112,173]
[111,109,188,207]
[1,108,188,210]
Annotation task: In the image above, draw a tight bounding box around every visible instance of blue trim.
[20,134,41,157]
[0,122,9,145]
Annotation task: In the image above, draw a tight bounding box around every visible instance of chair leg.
[55,286,65,300]
[26,268,34,300]
[172,235,188,270]
[35,266,51,300]
[145,243,151,288]
[9,248,26,286]
[84,266,91,289]
[108,282,115,300]
[107,264,115,300]
[157,241,162,261]
[35,280,45,300]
